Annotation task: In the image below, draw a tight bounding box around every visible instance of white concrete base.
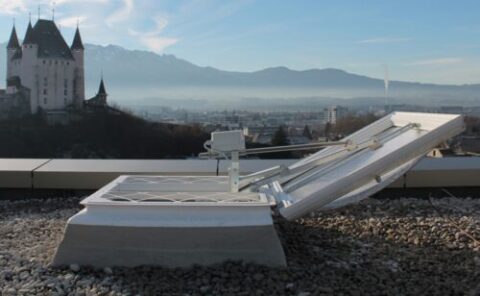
[53,224,286,267]
[52,175,286,267]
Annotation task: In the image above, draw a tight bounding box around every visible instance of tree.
[303,125,312,140]
[268,125,293,158]
[465,116,480,134]
[271,125,289,146]
[324,122,332,140]
[333,113,379,138]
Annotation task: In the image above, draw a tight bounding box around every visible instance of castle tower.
[23,21,35,44]
[6,24,20,80]
[21,21,40,113]
[71,26,85,109]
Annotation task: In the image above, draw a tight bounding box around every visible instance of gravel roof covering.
[0,196,479,295]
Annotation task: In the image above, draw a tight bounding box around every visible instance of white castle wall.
[36,59,75,112]
[72,49,85,108]
[7,48,15,78]
[6,28,85,114]
[19,44,39,113]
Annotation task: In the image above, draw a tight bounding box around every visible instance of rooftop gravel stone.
[0,196,479,295]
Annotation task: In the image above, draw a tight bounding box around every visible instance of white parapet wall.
[401,157,480,188]
[0,159,50,188]
[0,157,479,190]
[32,159,295,190]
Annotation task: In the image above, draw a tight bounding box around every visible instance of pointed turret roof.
[23,21,35,44]
[86,77,108,107]
[7,26,20,49]
[71,27,84,50]
[98,78,107,95]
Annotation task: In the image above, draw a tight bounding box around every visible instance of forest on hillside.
[0,110,209,159]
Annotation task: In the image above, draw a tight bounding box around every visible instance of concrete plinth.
[53,224,286,267]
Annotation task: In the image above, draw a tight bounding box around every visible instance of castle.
[1,18,106,117]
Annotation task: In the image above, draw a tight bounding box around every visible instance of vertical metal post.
[229,151,239,192]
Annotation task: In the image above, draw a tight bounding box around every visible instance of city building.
[324,105,348,124]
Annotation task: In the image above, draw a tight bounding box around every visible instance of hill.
[1,42,480,106]
[0,109,208,159]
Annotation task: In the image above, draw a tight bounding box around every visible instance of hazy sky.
[1,0,480,85]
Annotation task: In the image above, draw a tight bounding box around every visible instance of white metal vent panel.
[279,112,464,220]
[102,191,263,203]
[112,175,229,192]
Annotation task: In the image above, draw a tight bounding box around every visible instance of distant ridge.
[1,42,480,104]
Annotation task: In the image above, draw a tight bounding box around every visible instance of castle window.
[55,60,58,65]
[64,98,67,104]
[67,62,70,65]
[43,60,46,64]
[43,89,47,95]
[64,89,68,95]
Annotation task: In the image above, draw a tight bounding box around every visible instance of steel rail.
[199,140,348,158]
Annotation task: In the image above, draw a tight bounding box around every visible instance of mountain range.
[1,42,479,108]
